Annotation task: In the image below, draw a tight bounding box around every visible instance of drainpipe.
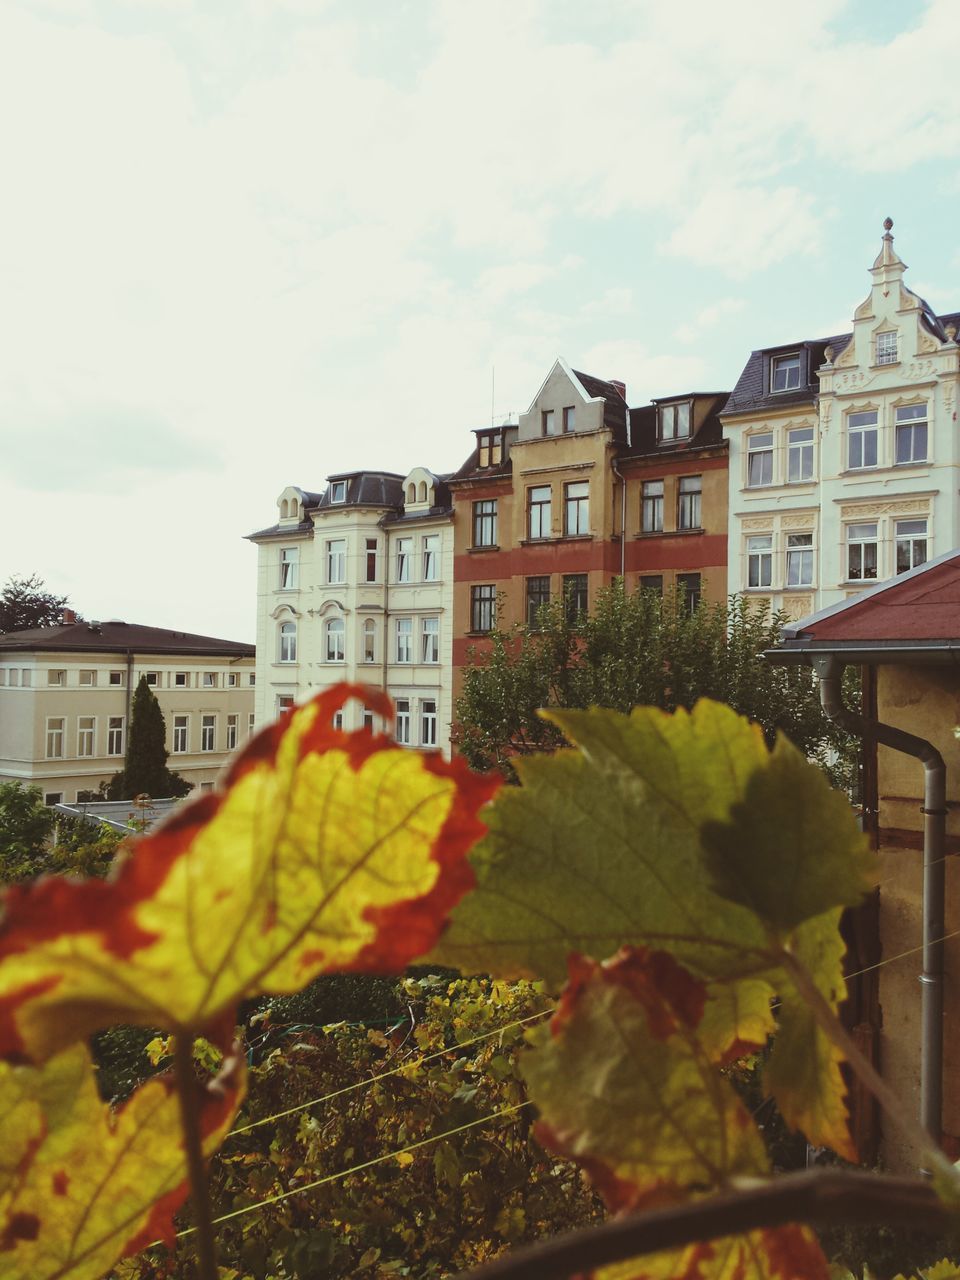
[812,653,946,1149]
[610,456,626,579]
[125,650,134,726]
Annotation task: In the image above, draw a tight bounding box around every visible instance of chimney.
[609,379,627,401]
[62,608,76,624]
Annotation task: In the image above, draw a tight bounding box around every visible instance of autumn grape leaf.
[0,1042,243,1279]
[521,949,769,1211]
[579,1225,829,1279]
[0,684,498,1063]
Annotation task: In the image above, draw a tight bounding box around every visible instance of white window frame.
[659,401,691,441]
[79,669,96,686]
[202,672,218,688]
[876,331,898,365]
[325,617,345,663]
[395,698,411,745]
[77,716,95,758]
[396,617,413,663]
[279,621,297,663]
[330,480,347,503]
[846,523,879,582]
[421,616,439,664]
[280,546,299,589]
[787,428,814,483]
[420,699,438,748]
[847,411,879,470]
[747,433,774,487]
[201,714,216,752]
[895,404,928,465]
[677,476,701,530]
[45,717,65,759]
[641,480,663,533]
[786,533,814,588]
[422,534,440,581]
[327,538,347,585]
[396,537,412,583]
[362,618,376,664]
[107,716,124,756]
[109,671,124,687]
[365,538,378,583]
[173,715,189,753]
[746,535,773,589]
[226,714,238,751]
[564,481,589,536]
[528,485,552,540]
[175,671,189,687]
[771,352,801,393]
[896,519,928,574]
[48,669,66,686]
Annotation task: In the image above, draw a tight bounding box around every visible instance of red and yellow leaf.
[578,1224,829,1279]
[0,1043,244,1279]
[0,685,498,1062]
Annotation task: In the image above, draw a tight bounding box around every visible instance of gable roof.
[570,368,628,436]
[772,550,960,663]
[0,620,255,657]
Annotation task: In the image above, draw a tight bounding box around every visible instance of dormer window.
[477,431,502,468]
[771,353,801,392]
[330,480,347,503]
[876,331,898,365]
[659,401,691,442]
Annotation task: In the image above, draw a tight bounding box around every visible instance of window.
[44,793,63,807]
[677,573,702,614]
[48,669,65,686]
[280,547,299,589]
[542,409,556,436]
[201,715,216,752]
[471,585,496,633]
[421,616,439,663]
[79,669,95,686]
[227,672,239,687]
[0,670,5,685]
[473,500,498,547]
[8,670,18,687]
[109,671,124,687]
[895,404,928,464]
[847,523,878,581]
[422,534,440,581]
[362,707,375,732]
[20,670,30,687]
[848,411,878,470]
[330,480,347,503]
[396,617,413,663]
[562,405,576,433]
[325,617,345,662]
[528,486,551,540]
[747,433,774,487]
[896,519,928,574]
[175,672,189,687]
[278,696,294,715]
[279,621,297,663]
[677,476,701,530]
[249,673,256,686]
[526,576,551,628]
[786,533,814,588]
[787,428,814,483]
[226,714,238,751]
[145,672,160,686]
[332,710,343,731]
[395,698,411,745]
[249,712,256,735]
[639,575,663,595]
[173,716,188,753]
[396,537,412,583]
[564,481,589,536]
[563,574,588,623]
[659,402,691,441]
[77,716,95,757]
[771,353,801,392]
[363,618,376,663]
[477,431,502,468]
[202,672,218,688]
[418,480,428,503]
[45,718,65,759]
[107,716,124,756]
[421,699,438,747]
[365,538,378,583]
[327,539,346,584]
[747,535,773,589]
[876,331,898,365]
[641,481,664,533]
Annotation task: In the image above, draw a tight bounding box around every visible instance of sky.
[2,0,960,643]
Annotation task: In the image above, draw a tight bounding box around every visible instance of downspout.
[125,650,134,726]
[812,653,946,1149]
[610,456,626,580]
[381,526,390,696]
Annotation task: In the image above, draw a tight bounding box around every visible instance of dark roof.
[317,471,406,510]
[572,369,628,438]
[0,621,255,657]
[723,335,850,416]
[449,426,518,485]
[381,476,454,525]
[623,393,729,459]
[246,518,313,541]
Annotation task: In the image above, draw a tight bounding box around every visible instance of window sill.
[518,535,594,546]
[466,631,494,638]
[634,527,704,539]
[871,361,900,370]
[468,545,500,553]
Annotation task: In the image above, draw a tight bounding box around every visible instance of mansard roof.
[316,471,406,510]
[624,393,729,458]
[723,334,850,416]
[0,620,254,657]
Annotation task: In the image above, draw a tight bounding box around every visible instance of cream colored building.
[248,467,455,753]
[724,221,960,619]
[0,619,255,803]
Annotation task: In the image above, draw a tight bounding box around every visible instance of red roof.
[788,552,960,644]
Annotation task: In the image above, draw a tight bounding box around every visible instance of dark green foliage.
[48,814,124,879]
[107,676,190,800]
[0,781,56,882]
[454,583,858,787]
[0,572,74,632]
[91,1025,163,1103]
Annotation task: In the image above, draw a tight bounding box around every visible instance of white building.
[0,619,256,804]
[248,467,455,753]
[723,220,960,618]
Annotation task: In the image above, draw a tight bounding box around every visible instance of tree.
[453,582,857,785]
[107,675,191,800]
[0,572,75,632]
[0,781,55,881]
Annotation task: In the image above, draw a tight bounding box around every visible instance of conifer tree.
[107,677,190,800]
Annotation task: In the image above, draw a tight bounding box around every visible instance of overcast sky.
[2,0,959,643]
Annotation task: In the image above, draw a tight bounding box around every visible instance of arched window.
[363,618,376,663]
[418,481,427,503]
[290,501,299,520]
[325,617,345,662]
[280,499,289,519]
[278,621,297,663]
[407,483,416,504]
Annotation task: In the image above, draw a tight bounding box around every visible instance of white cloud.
[576,340,708,403]
[663,187,822,275]
[675,298,746,345]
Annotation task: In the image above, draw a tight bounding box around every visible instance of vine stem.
[173,1032,219,1280]
[778,946,958,1185]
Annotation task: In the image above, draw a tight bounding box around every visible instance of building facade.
[248,468,455,753]
[724,221,960,619]
[0,620,255,804]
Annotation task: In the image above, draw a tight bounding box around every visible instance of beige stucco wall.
[875,665,960,1169]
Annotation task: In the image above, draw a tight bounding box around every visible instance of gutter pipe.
[811,653,946,1148]
[610,456,626,579]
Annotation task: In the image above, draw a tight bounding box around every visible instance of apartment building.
[0,619,255,803]
[247,467,454,753]
[724,220,960,618]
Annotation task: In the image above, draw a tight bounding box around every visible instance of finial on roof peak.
[883,216,893,232]
[872,216,904,272]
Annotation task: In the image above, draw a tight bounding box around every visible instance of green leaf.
[702,736,874,934]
